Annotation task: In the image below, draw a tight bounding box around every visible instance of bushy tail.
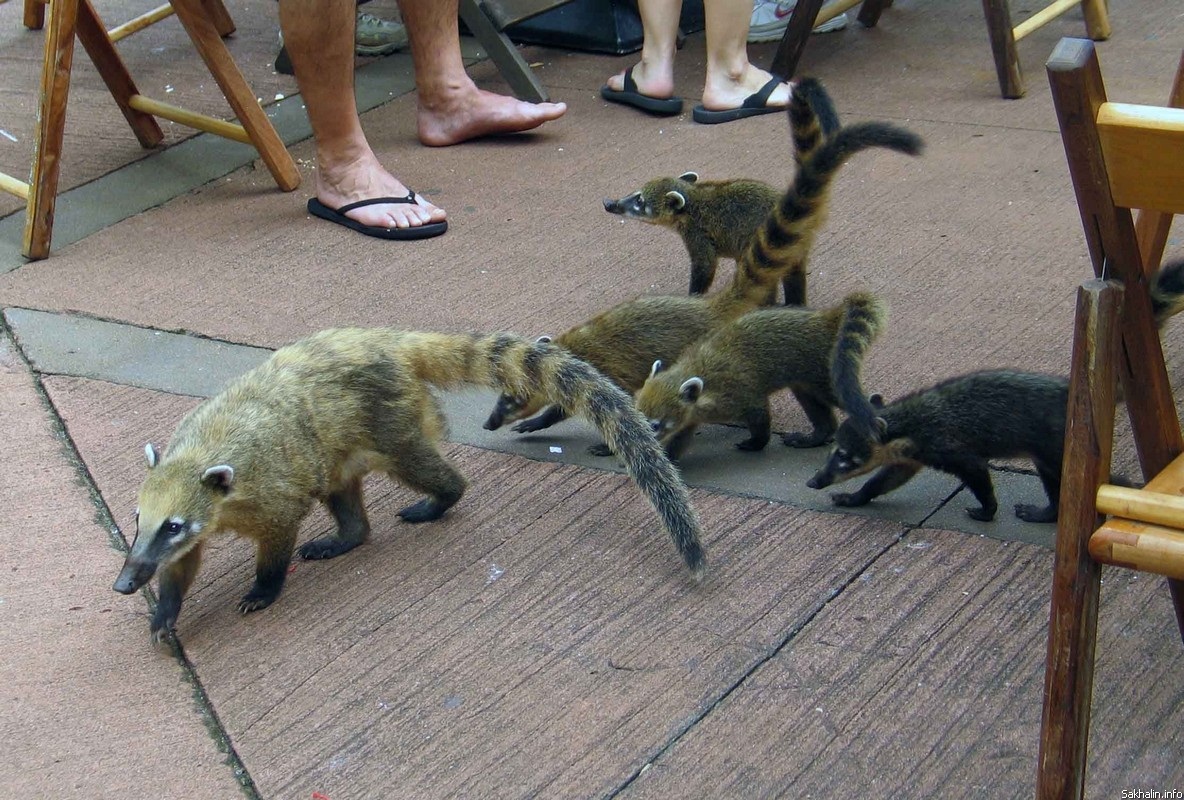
[790,77,841,167]
[729,112,924,311]
[1152,259,1184,327]
[412,331,706,575]
[830,292,888,440]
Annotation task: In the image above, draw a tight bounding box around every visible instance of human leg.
[601,0,683,107]
[397,0,566,146]
[697,0,791,114]
[278,0,446,233]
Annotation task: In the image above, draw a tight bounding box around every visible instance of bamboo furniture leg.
[981,0,1109,98]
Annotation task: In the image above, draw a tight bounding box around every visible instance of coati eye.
[163,520,184,535]
[649,419,662,433]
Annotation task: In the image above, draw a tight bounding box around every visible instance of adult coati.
[485,88,922,444]
[808,259,1184,522]
[635,292,885,460]
[602,77,841,303]
[112,328,705,643]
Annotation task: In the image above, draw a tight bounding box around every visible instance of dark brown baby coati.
[635,292,886,460]
[602,77,842,303]
[809,259,1184,522]
[112,328,706,643]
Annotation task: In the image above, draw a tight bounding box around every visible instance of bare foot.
[315,149,446,230]
[700,65,791,112]
[604,60,676,100]
[417,86,566,147]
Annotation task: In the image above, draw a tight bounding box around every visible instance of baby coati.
[808,370,1070,523]
[112,328,705,643]
[486,89,923,445]
[808,259,1184,523]
[635,292,885,460]
[603,77,841,303]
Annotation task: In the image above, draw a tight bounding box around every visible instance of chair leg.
[769,0,824,81]
[168,0,300,191]
[22,0,80,259]
[1080,0,1110,41]
[199,0,236,39]
[1036,280,1123,800]
[981,0,1024,98]
[857,0,890,28]
[24,0,46,30]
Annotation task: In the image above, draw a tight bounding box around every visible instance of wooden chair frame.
[2,0,299,260]
[1037,38,1184,800]
[767,0,1110,99]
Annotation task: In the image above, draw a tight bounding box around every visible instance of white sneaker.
[748,0,849,43]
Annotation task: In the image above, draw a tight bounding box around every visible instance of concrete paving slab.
[50,372,913,800]
[0,334,247,799]
[611,529,1184,799]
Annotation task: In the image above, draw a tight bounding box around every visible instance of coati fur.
[602,77,842,303]
[635,292,886,460]
[485,87,922,444]
[112,328,706,643]
[808,259,1184,523]
[807,370,1071,522]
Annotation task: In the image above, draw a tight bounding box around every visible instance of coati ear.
[664,191,687,211]
[535,335,552,344]
[650,360,665,378]
[201,464,235,493]
[869,393,885,409]
[144,443,159,469]
[679,377,704,403]
[677,171,699,184]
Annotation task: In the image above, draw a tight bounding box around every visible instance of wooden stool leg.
[1080,0,1110,41]
[770,0,824,81]
[200,0,236,39]
[1037,280,1123,800]
[857,0,889,28]
[981,0,1024,98]
[24,0,46,30]
[75,0,164,147]
[168,0,299,191]
[22,0,79,259]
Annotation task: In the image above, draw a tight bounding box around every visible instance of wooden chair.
[458,0,572,103]
[1,0,299,260]
[768,0,1110,99]
[1038,38,1184,800]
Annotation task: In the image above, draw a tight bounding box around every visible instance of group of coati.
[114,76,1184,644]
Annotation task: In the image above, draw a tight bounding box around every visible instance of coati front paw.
[587,443,613,457]
[966,506,997,522]
[299,537,362,560]
[237,588,281,615]
[149,613,176,646]
[512,416,550,434]
[735,438,767,452]
[1015,503,1057,523]
[398,498,449,523]
[830,492,868,508]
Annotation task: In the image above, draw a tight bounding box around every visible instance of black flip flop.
[600,67,683,116]
[307,193,448,240]
[692,77,787,125]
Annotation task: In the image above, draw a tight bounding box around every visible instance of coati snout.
[113,559,157,595]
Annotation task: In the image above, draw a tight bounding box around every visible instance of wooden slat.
[106,3,174,42]
[1090,519,1184,580]
[128,94,250,143]
[1013,0,1079,43]
[0,172,31,201]
[1096,484,1184,528]
[1134,51,1184,270]
[1097,102,1184,214]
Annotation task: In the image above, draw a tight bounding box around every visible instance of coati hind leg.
[947,457,999,522]
[781,266,806,307]
[1015,458,1059,523]
[513,405,568,434]
[736,406,772,451]
[831,463,922,508]
[300,477,372,560]
[150,541,204,643]
[239,523,300,614]
[388,437,467,523]
[781,390,837,448]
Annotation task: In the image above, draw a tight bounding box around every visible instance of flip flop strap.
[335,192,417,214]
[743,77,783,110]
[621,66,638,94]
